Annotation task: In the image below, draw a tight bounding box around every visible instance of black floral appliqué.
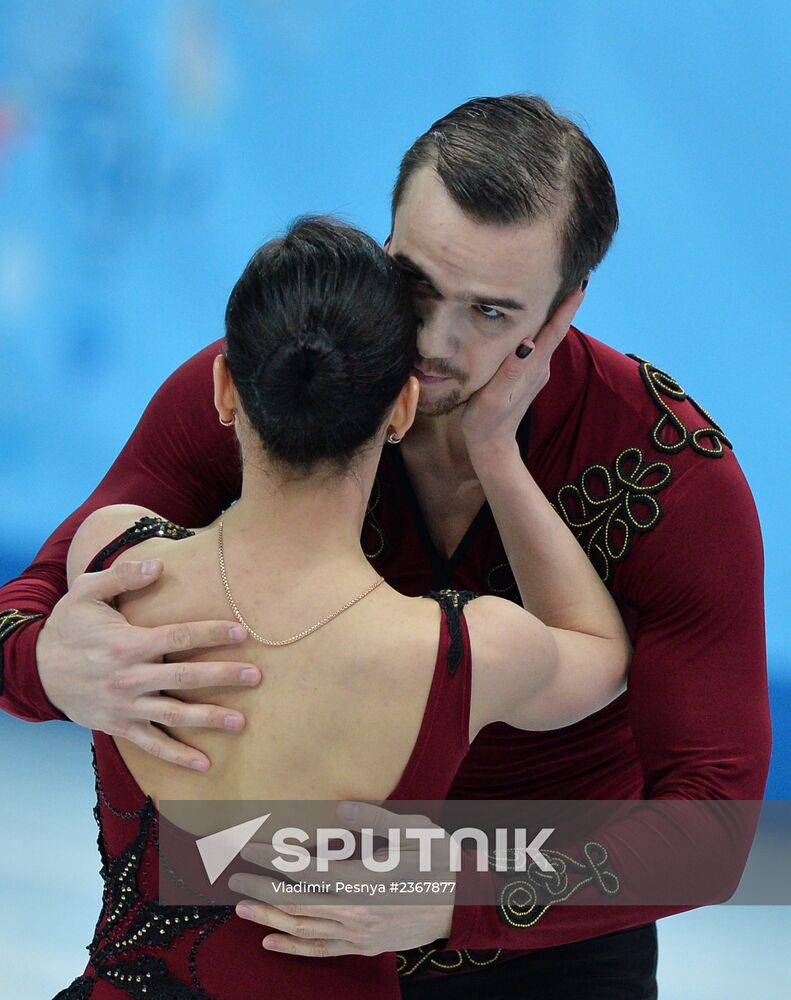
[628,354,732,458]
[553,447,673,582]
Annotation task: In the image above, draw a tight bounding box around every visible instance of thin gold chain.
[217,520,384,647]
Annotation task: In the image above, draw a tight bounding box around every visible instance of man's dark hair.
[392,94,618,316]
[225,216,416,477]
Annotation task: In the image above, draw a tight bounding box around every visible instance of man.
[0,95,769,998]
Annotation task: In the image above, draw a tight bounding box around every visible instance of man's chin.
[416,388,466,417]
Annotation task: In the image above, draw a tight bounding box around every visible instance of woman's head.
[217,216,418,477]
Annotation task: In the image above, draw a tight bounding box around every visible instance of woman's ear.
[213,354,237,425]
[388,375,419,441]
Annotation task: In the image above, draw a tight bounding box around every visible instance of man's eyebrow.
[393,252,434,284]
[393,252,525,311]
[462,291,525,311]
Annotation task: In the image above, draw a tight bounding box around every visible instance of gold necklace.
[217,520,385,647]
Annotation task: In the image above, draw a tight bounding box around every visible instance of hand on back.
[38,547,261,771]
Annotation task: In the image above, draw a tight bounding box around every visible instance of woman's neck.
[217,453,378,580]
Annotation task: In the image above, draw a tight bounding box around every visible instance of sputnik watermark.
[161,799,788,907]
[267,825,556,874]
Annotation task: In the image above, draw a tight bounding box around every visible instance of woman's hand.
[461,288,585,461]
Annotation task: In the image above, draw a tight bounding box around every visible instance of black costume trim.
[56,744,232,998]
[429,589,477,675]
[56,513,227,999]
[86,516,195,574]
[552,447,674,583]
[53,977,95,1000]
[0,608,45,697]
[628,354,732,458]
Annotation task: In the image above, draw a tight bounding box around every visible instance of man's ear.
[213,354,237,423]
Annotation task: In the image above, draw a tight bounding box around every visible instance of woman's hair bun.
[224,216,416,476]
[264,326,347,413]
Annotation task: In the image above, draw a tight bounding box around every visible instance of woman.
[57,217,630,999]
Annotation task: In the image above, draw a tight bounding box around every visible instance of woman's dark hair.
[392,94,618,317]
[224,216,416,477]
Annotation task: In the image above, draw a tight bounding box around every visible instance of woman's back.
[58,510,474,1000]
[93,511,462,807]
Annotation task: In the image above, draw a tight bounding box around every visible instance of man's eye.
[476,304,505,321]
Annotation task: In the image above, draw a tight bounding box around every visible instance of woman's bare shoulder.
[66,504,169,586]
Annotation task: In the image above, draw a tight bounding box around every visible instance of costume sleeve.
[0,341,239,723]
[444,450,770,951]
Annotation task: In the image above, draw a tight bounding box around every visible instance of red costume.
[56,516,476,998]
[0,327,770,990]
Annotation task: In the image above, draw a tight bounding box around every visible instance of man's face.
[388,166,563,416]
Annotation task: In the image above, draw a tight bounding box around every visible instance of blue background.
[1,2,789,996]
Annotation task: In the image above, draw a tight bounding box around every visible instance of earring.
[387,431,401,445]
[219,411,235,427]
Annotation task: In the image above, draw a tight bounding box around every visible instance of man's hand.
[37,558,261,771]
[230,801,455,958]
[461,288,585,458]
[232,896,453,959]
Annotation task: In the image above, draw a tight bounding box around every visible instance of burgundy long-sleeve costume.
[0,327,770,987]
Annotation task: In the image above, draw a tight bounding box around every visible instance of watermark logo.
[195,814,555,878]
[196,813,270,884]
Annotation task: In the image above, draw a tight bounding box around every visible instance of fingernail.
[515,344,533,359]
[236,905,254,920]
[240,668,259,684]
[141,560,159,576]
[228,626,247,641]
[190,759,208,771]
[580,278,589,291]
[224,714,244,730]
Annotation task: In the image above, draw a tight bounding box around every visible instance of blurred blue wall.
[1,1,788,795]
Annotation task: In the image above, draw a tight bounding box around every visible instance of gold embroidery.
[497,842,620,929]
[362,475,385,560]
[0,608,45,645]
[396,945,502,978]
[629,354,732,458]
[396,841,619,975]
[553,447,673,582]
[486,561,519,600]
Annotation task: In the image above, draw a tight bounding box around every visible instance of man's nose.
[417,305,455,360]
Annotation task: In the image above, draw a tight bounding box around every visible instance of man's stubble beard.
[416,386,467,417]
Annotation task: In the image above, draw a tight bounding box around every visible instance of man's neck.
[406,408,476,477]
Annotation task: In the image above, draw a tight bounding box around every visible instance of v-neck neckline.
[392,410,532,590]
